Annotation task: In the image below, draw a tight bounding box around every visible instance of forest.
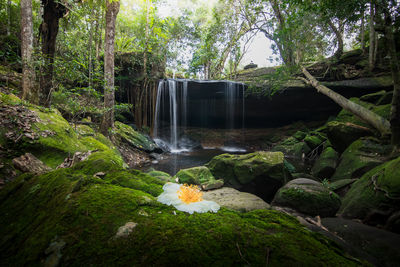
[1,0,400,266]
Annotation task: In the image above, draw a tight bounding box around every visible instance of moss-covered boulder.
[273,141,311,159]
[272,178,341,217]
[312,147,339,179]
[0,154,363,266]
[331,138,388,181]
[175,166,224,190]
[114,121,159,153]
[0,94,122,171]
[206,151,292,202]
[338,156,400,231]
[304,134,324,150]
[146,169,173,182]
[326,121,374,153]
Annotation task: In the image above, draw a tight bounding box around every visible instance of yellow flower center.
[177,184,203,204]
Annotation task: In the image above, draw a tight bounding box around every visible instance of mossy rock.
[272,142,311,159]
[326,121,374,153]
[272,178,341,217]
[304,134,324,150]
[114,121,159,153]
[146,169,173,182]
[74,124,96,137]
[338,156,400,226]
[0,156,362,266]
[331,138,388,181]
[175,166,224,190]
[206,151,292,202]
[293,130,307,140]
[312,147,339,179]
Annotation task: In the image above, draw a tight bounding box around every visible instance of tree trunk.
[100,0,120,136]
[327,19,343,59]
[382,5,400,148]
[361,10,366,53]
[39,0,66,107]
[302,67,390,136]
[7,0,11,36]
[88,10,95,88]
[369,2,377,70]
[21,0,37,104]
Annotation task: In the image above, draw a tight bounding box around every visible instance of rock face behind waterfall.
[206,151,292,202]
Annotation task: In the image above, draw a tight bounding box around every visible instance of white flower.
[157,183,220,214]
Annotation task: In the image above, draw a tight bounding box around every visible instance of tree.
[21,0,37,103]
[39,0,67,107]
[100,0,120,136]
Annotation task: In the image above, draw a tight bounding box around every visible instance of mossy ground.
[0,154,362,266]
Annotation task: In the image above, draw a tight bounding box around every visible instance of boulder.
[114,121,160,153]
[206,151,292,201]
[293,130,307,140]
[175,166,224,190]
[272,178,341,217]
[327,179,356,197]
[338,156,400,231]
[202,187,270,212]
[311,147,339,179]
[326,121,374,153]
[322,217,400,267]
[304,134,324,150]
[331,138,388,181]
[12,153,52,175]
[146,170,172,182]
[273,141,311,159]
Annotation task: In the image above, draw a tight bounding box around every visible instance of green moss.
[339,156,400,220]
[312,147,339,179]
[293,130,307,140]
[331,138,387,181]
[114,121,157,152]
[146,170,172,182]
[75,124,96,136]
[0,159,362,266]
[0,92,22,105]
[273,182,341,217]
[304,134,324,149]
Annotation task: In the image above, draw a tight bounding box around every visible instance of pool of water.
[143,148,247,176]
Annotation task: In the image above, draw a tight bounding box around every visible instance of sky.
[155,0,275,68]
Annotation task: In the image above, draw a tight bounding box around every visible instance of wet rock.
[331,137,388,181]
[114,121,160,153]
[146,169,172,182]
[202,187,270,212]
[311,147,339,179]
[327,179,356,197]
[326,121,374,153]
[207,151,292,202]
[272,178,341,217]
[12,153,52,175]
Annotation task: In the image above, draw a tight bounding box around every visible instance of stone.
[338,156,400,229]
[272,178,341,217]
[12,153,52,175]
[331,138,388,181]
[327,179,356,197]
[114,121,160,153]
[202,187,270,212]
[303,134,324,150]
[206,151,292,202]
[326,121,374,153]
[321,217,400,267]
[146,169,172,182]
[175,166,224,190]
[293,130,307,141]
[114,222,138,239]
[44,237,66,267]
[311,147,339,179]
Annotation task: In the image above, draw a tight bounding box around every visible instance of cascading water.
[153,79,245,153]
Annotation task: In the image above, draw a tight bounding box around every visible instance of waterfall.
[153,79,245,153]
